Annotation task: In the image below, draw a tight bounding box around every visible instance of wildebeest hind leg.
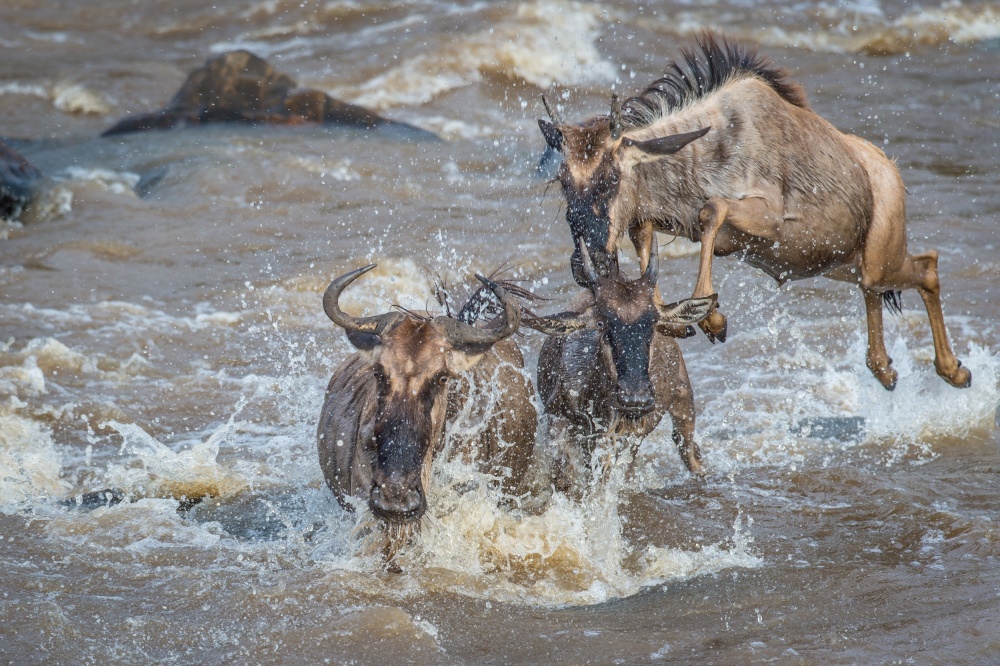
[878,251,971,388]
[861,286,898,390]
[630,222,696,338]
[666,358,704,476]
[912,252,970,387]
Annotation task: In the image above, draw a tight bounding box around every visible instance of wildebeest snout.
[369,472,426,523]
[613,385,655,416]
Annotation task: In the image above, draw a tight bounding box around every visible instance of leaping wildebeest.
[317,265,537,557]
[537,32,970,391]
[523,237,716,494]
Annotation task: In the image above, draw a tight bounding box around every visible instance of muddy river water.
[2,1,999,663]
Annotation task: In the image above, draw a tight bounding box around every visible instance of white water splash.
[104,415,250,501]
[55,167,141,195]
[52,82,112,116]
[0,413,69,509]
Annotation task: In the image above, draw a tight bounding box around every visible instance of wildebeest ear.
[345,330,381,350]
[656,294,717,324]
[521,311,590,336]
[621,126,710,161]
[538,119,563,152]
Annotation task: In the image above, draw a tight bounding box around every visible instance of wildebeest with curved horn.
[537,31,970,391]
[317,265,536,557]
[523,237,716,494]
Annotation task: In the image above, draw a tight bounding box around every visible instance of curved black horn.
[609,92,622,140]
[577,237,600,286]
[435,275,521,348]
[521,310,589,337]
[643,233,659,283]
[323,264,401,335]
[541,94,563,125]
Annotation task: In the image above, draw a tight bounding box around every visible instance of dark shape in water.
[60,488,127,511]
[134,166,168,198]
[61,487,204,513]
[792,416,866,442]
[0,139,43,221]
[102,50,434,139]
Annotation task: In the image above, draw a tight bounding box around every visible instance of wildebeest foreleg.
[630,222,695,338]
[548,417,589,498]
[693,197,777,342]
[667,353,705,477]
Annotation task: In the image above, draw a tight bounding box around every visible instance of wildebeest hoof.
[699,310,727,343]
[875,367,898,391]
[940,361,972,389]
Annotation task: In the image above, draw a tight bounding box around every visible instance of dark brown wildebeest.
[537,32,970,391]
[523,238,715,494]
[317,265,536,556]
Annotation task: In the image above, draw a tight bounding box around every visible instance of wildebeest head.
[524,237,715,419]
[538,94,709,285]
[323,265,521,523]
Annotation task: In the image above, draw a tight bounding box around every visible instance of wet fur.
[535,289,702,496]
[317,326,536,550]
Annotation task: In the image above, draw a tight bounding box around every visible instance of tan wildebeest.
[523,238,716,494]
[537,31,970,391]
[317,265,536,558]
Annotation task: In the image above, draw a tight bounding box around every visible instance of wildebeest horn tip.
[323,263,396,335]
[609,92,622,140]
[541,94,563,124]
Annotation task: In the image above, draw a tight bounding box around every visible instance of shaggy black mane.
[621,31,809,131]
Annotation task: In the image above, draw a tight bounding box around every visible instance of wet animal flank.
[538,31,970,391]
[316,266,536,552]
[523,238,715,494]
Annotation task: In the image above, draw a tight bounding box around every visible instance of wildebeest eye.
[436,373,451,386]
[595,320,607,331]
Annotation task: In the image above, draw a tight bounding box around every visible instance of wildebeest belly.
[712,180,869,283]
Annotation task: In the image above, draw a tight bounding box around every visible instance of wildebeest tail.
[882,290,903,315]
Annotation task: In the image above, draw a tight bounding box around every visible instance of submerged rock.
[0,139,43,222]
[103,50,433,138]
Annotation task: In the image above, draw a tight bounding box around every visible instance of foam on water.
[343,1,615,110]
[638,2,1000,55]
[55,167,141,196]
[23,167,143,222]
[0,413,69,509]
[307,449,762,607]
[104,418,251,502]
[51,82,112,116]
[0,80,111,115]
[0,82,50,98]
[686,315,1000,474]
